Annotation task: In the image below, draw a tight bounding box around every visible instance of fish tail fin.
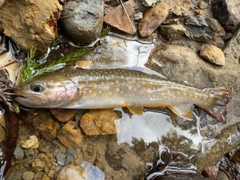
[199,88,232,123]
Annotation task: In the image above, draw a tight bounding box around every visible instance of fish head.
[14,74,78,108]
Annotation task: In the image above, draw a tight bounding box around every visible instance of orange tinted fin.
[127,105,143,115]
[168,104,194,120]
[198,88,232,123]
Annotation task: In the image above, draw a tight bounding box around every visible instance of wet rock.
[14,145,24,159]
[159,24,186,41]
[212,0,240,32]
[138,2,169,37]
[61,0,104,45]
[0,0,62,53]
[200,44,225,65]
[104,0,136,35]
[80,109,118,135]
[21,135,39,149]
[0,113,5,142]
[50,109,76,122]
[22,171,35,180]
[57,121,84,149]
[184,16,213,42]
[32,153,56,172]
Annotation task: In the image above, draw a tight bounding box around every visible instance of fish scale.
[14,68,232,123]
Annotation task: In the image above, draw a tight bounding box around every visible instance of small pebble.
[200,44,225,65]
[21,135,39,149]
[57,121,84,149]
[56,153,66,166]
[14,145,24,159]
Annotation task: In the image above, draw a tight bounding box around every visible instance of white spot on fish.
[116,88,120,92]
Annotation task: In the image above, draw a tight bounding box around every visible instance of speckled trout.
[14,68,232,122]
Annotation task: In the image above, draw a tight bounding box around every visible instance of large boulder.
[0,0,62,53]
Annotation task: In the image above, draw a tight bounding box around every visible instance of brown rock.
[138,2,169,37]
[32,111,59,138]
[57,121,84,149]
[200,44,225,65]
[0,0,62,53]
[50,109,76,122]
[159,24,186,41]
[104,0,136,35]
[80,109,118,135]
[29,110,59,139]
[205,17,225,37]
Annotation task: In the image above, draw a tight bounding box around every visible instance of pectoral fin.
[127,105,143,115]
[168,104,194,120]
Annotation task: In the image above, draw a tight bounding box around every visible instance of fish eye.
[30,82,45,92]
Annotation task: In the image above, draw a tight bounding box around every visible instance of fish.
[14,68,232,122]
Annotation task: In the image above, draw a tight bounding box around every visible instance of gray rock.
[185,16,213,42]
[61,0,104,45]
[67,148,77,157]
[56,152,66,166]
[65,154,74,165]
[14,145,24,159]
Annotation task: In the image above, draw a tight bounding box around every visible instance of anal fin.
[127,105,143,115]
[168,104,194,120]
